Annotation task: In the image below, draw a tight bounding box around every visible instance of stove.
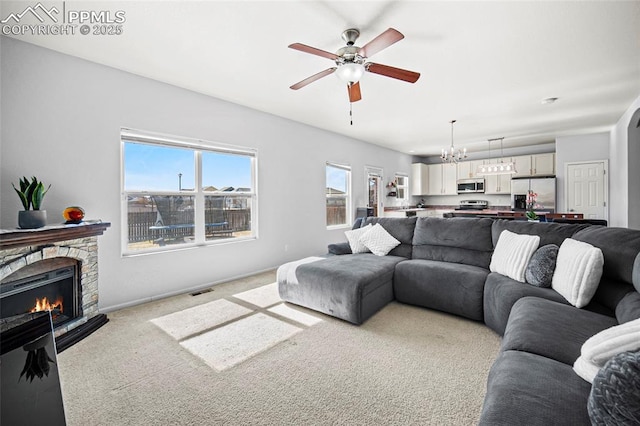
[455,200,488,210]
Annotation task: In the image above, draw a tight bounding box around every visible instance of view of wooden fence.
[128,209,251,243]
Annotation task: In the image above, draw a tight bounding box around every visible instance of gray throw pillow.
[588,350,640,425]
[525,244,559,288]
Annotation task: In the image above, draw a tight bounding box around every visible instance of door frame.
[564,160,609,221]
[365,166,384,217]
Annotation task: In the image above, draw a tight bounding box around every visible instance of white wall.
[555,132,610,214]
[0,38,413,311]
[610,93,640,228]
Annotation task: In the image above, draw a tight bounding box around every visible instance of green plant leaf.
[12,183,29,210]
[31,182,44,210]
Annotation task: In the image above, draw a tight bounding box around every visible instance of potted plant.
[12,176,51,229]
[526,190,539,221]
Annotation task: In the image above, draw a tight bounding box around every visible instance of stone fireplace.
[0,222,110,351]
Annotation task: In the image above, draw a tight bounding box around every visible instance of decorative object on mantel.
[12,176,50,229]
[62,206,85,224]
[441,120,466,164]
[477,137,517,176]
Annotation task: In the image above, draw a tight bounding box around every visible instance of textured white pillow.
[552,238,604,308]
[490,230,540,282]
[344,224,372,253]
[573,318,640,383]
[359,223,401,256]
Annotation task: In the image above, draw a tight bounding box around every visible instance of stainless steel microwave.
[457,179,485,194]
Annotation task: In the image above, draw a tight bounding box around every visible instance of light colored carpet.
[57,270,501,425]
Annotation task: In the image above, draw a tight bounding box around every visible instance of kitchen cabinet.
[410,163,429,196]
[532,153,555,175]
[513,153,555,177]
[457,160,483,179]
[427,163,457,195]
[485,173,512,194]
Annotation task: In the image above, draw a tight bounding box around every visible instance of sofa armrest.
[328,242,352,255]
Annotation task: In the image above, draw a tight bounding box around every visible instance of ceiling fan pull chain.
[350,102,353,126]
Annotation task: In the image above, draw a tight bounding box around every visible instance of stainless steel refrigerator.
[511,177,556,212]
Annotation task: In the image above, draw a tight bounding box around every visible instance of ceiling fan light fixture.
[335,62,365,83]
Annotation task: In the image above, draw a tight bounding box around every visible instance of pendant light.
[477,137,517,175]
[441,120,466,163]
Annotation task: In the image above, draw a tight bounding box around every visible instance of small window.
[326,162,351,227]
[122,129,257,254]
[395,173,409,200]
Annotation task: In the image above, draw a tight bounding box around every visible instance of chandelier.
[441,120,466,163]
[477,137,517,175]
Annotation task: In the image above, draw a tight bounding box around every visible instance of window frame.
[395,172,409,201]
[325,161,352,229]
[120,128,258,256]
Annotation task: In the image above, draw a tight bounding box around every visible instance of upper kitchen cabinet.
[457,160,484,179]
[428,163,457,195]
[410,163,429,196]
[484,173,511,194]
[513,153,555,177]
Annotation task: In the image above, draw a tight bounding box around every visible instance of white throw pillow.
[344,224,372,253]
[552,238,604,308]
[490,230,540,282]
[359,223,401,256]
[573,318,640,383]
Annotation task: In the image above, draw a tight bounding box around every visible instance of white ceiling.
[3,1,640,156]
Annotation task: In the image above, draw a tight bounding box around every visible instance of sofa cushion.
[362,217,416,258]
[572,226,640,285]
[616,291,640,324]
[490,230,540,282]
[491,219,588,248]
[588,350,640,425]
[634,252,640,292]
[502,297,617,366]
[394,259,488,321]
[552,238,604,308]
[478,350,592,426]
[525,244,558,287]
[412,217,494,269]
[359,223,401,256]
[483,272,569,336]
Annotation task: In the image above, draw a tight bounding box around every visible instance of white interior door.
[566,161,608,219]
[365,166,383,217]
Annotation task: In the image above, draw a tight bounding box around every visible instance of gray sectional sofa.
[277,217,640,425]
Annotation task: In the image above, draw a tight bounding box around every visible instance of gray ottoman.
[277,254,406,324]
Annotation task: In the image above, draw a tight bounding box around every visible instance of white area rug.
[149,283,321,372]
[150,299,251,340]
[268,303,323,326]
[180,312,302,371]
[232,282,281,307]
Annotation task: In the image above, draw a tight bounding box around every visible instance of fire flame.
[30,296,63,313]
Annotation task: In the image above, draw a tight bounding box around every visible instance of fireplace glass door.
[1,266,78,328]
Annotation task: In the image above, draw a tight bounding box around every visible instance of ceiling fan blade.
[365,62,420,83]
[348,82,362,102]
[290,68,337,90]
[358,28,404,58]
[289,43,339,60]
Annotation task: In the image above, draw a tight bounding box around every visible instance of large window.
[122,129,257,254]
[326,162,351,227]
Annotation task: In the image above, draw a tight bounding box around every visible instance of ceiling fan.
[289,28,420,103]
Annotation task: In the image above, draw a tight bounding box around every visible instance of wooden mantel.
[0,221,111,250]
